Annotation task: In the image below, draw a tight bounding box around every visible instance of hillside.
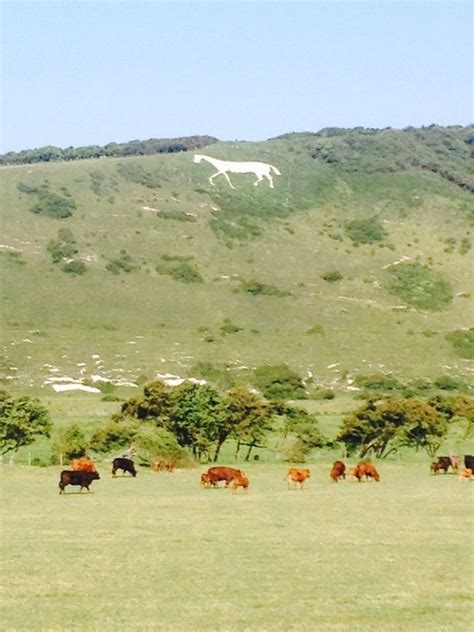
[1,125,473,392]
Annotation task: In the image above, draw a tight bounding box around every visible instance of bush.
[220,319,242,335]
[385,262,453,310]
[321,270,343,282]
[240,279,291,297]
[253,365,306,400]
[30,190,76,219]
[61,260,87,275]
[51,423,88,462]
[47,228,78,263]
[314,388,336,400]
[156,259,203,283]
[445,329,474,359]
[354,372,403,391]
[106,250,138,274]
[345,217,386,244]
[306,323,325,335]
[434,375,467,391]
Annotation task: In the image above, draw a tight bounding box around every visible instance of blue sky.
[1,1,472,153]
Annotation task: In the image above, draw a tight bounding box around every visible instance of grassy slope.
[1,128,473,391]
[1,463,473,631]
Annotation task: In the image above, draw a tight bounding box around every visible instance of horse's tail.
[270,165,281,176]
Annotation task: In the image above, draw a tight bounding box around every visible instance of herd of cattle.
[57,454,474,494]
[430,454,474,480]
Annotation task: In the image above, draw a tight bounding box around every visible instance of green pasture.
[1,462,473,631]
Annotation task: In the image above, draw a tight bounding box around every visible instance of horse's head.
[193,154,203,164]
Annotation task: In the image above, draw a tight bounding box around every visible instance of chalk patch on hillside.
[52,384,101,393]
[382,256,411,269]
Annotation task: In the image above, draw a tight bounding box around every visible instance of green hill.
[1,125,473,392]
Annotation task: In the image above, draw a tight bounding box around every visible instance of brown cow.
[431,461,442,475]
[286,468,311,489]
[355,462,380,482]
[231,473,249,494]
[330,460,346,483]
[347,467,358,480]
[200,472,217,488]
[205,466,242,487]
[153,458,176,473]
[459,468,473,482]
[70,457,97,472]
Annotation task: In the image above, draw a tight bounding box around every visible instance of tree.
[337,397,448,458]
[224,387,275,461]
[279,406,327,461]
[52,422,88,461]
[0,392,51,455]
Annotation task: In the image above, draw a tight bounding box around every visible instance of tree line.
[1,382,472,465]
[0,135,218,166]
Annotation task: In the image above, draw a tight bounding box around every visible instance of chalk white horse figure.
[193,154,281,189]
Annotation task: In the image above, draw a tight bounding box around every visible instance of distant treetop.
[0,135,219,166]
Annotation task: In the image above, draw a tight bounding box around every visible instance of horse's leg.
[222,171,236,190]
[265,173,275,188]
[209,171,236,189]
[253,174,264,187]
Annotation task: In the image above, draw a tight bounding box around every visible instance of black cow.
[59,470,100,494]
[112,457,137,477]
[464,455,474,471]
[435,456,452,473]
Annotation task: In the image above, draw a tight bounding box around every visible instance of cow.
[70,457,97,472]
[285,468,311,489]
[431,461,442,475]
[464,455,474,471]
[231,473,249,494]
[200,472,217,488]
[458,468,473,482]
[435,456,452,474]
[355,462,380,482]
[153,458,176,473]
[330,460,346,483]
[112,457,137,477]
[347,467,358,480]
[204,466,242,487]
[59,470,100,494]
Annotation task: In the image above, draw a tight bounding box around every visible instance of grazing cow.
[112,457,137,477]
[459,468,473,482]
[355,462,380,482]
[231,473,249,494]
[200,472,217,488]
[431,461,442,475]
[330,460,346,483]
[153,458,176,473]
[59,470,100,494]
[204,466,242,487]
[70,457,97,472]
[435,456,452,474]
[347,467,358,480]
[286,468,311,489]
[464,455,474,471]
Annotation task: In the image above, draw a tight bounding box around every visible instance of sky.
[1,1,472,153]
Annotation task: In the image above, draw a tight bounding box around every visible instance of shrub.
[445,329,474,359]
[385,262,453,310]
[47,228,78,263]
[321,270,343,282]
[106,250,137,274]
[354,372,403,391]
[220,319,242,335]
[253,365,306,400]
[61,260,87,275]
[30,190,76,218]
[306,324,325,335]
[345,217,386,244]
[240,279,291,297]
[434,375,467,391]
[51,423,88,461]
[314,388,336,400]
[156,259,203,283]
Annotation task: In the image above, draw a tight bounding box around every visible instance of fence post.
[60,452,63,467]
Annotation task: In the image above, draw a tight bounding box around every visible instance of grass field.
[1,462,473,631]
